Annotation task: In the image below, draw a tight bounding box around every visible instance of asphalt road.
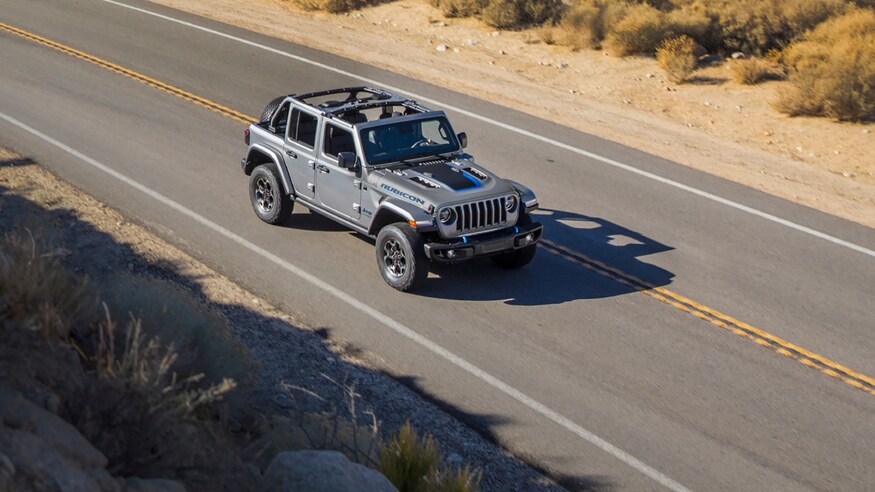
[2,0,874,489]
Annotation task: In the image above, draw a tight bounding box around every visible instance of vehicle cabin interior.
[264,88,438,164]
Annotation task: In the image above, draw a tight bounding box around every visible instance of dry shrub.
[665,3,710,42]
[480,0,562,29]
[434,0,485,18]
[555,0,630,49]
[777,8,875,121]
[0,231,245,485]
[701,0,846,54]
[290,0,371,13]
[75,311,237,477]
[97,275,253,396]
[605,3,670,56]
[657,35,698,83]
[0,232,91,340]
[555,1,604,49]
[730,57,781,84]
[380,421,481,492]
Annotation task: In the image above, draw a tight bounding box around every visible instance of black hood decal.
[413,162,480,191]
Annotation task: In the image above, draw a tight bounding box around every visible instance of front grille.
[454,197,508,234]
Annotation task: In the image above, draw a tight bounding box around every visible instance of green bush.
[380,421,481,492]
[777,8,875,121]
[657,35,698,82]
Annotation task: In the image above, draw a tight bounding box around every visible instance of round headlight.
[438,207,455,224]
[505,195,517,211]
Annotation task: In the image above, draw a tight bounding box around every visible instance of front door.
[283,107,319,200]
[315,122,361,221]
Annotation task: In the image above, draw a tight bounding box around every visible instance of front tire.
[249,165,293,225]
[376,223,428,292]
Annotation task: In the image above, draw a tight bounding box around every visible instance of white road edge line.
[96,0,874,260]
[0,110,691,492]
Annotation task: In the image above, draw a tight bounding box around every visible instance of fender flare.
[507,180,538,213]
[368,198,435,236]
[246,144,295,196]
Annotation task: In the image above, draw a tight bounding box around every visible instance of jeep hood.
[372,159,516,210]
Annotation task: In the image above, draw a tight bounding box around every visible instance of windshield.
[360,117,459,166]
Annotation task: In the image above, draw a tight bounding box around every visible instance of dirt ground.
[149,0,875,228]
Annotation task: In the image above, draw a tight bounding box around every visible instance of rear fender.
[246,144,294,196]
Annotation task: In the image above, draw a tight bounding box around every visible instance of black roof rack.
[290,86,432,117]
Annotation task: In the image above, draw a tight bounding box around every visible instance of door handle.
[286,150,297,158]
[317,164,330,174]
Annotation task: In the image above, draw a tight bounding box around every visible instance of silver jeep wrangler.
[241,87,542,291]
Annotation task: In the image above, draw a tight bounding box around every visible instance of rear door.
[283,106,319,200]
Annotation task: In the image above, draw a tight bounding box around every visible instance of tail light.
[244,129,250,145]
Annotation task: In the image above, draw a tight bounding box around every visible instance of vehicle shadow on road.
[0,165,611,491]
[422,208,675,306]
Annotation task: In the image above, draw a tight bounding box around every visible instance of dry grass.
[776,8,875,121]
[657,35,698,83]
[0,230,243,483]
[81,310,238,477]
[0,232,90,340]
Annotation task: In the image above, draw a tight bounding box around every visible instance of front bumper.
[424,221,543,262]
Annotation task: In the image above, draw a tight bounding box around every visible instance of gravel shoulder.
[149,0,875,228]
[0,151,564,490]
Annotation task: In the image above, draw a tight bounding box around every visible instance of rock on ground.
[0,386,107,469]
[264,451,397,492]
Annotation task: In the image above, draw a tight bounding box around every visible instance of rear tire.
[491,213,537,269]
[249,165,292,225]
[376,223,428,292]
[260,96,285,123]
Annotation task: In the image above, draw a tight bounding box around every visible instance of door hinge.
[353,179,362,190]
[307,160,316,169]
[352,203,361,213]
[307,183,315,191]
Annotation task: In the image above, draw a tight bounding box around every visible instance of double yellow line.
[539,239,875,396]
[3,21,873,397]
[0,22,255,125]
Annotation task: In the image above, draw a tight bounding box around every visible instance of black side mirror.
[457,132,468,149]
[337,152,358,170]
